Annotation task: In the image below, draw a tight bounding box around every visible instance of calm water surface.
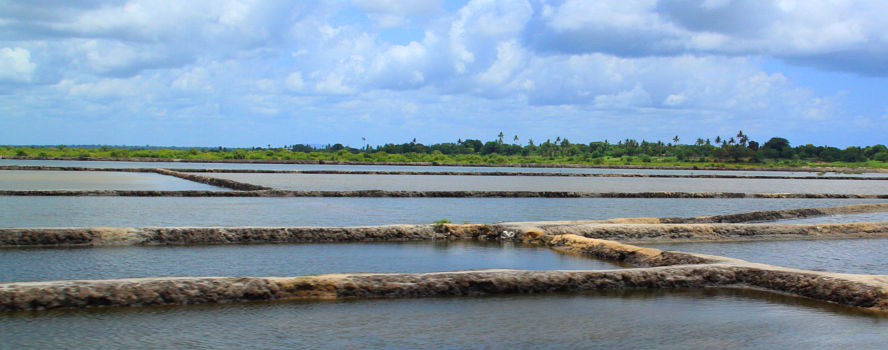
[643,238,888,274]
[204,173,888,194]
[0,241,621,283]
[0,170,221,191]
[3,159,886,177]
[2,197,884,227]
[2,290,886,349]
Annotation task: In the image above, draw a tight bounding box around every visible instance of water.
[0,170,221,191]
[0,241,621,283]
[3,159,886,177]
[202,173,888,194]
[2,197,883,227]
[642,238,888,275]
[2,290,886,349]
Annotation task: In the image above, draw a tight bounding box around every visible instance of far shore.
[4,155,888,174]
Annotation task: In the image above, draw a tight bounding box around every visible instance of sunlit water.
[0,170,221,191]
[0,241,622,283]
[2,197,884,227]
[642,238,888,274]
[203,173,888,194]
[2,290,886,349]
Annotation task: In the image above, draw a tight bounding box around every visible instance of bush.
[874,152,888,162]
[432,218,451,233]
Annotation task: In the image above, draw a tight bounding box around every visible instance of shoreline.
[5,155,886,173]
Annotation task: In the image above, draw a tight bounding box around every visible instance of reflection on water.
[203,173,888,194]
[2,289,885,349]
[2,197,884,227]
[643,238,888,275]
[0,241,622,283]
[0,170,221,191]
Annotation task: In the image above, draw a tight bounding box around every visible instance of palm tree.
[513,135,519,144]
[672,135,680,144]
[497,131,504,144]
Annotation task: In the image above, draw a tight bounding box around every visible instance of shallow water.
[642,238,888,275]
[0,241,621,283]
[203,173,888,194]
[2,197,883,227]
[0,170,221,191]
[2,290,886,349]
[3,159,886,177]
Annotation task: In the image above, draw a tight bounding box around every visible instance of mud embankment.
[2,222,887,248]
[1,189,887,198]
[501,222,888,244]
[0,225,444,247]
[150,168,271,191]
[659,203,888,223]
[2,256,886,311]
[9,155,888,174]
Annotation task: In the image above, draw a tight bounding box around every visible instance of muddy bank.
[0,225,443,247]
[1,189,886,198]
[9,155,887,174]
[2,222,887,248]
[150,169,271,191]
[659,203,888,223]
[2,231,887,311]
[2,264,886,312]
[500,222,888,244]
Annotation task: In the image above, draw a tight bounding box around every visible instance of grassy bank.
[2,145,887,170]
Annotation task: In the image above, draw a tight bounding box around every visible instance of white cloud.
[0,47,36,82]
[285,72,305,91]
[1,0,884,146]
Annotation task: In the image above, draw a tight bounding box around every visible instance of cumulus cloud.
[0,0,885,146]
[0,47,36,82]
[531,0,888,76]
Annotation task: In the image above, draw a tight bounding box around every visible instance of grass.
[2,145,887,170]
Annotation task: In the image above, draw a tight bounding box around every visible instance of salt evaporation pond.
[3,159,887,177]
[643,238,888,275]
[0,241,622,283]
[201,173,888,194]
[0,170,221,191]
[2,291,886,349]
[2,197,884,227]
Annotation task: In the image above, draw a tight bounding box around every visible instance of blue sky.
[1,0,886,148]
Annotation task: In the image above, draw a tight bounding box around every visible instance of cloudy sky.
[1,0,886,148]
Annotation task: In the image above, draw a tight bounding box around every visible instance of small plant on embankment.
[433,219,452,233]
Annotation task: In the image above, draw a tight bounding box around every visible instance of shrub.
[432,218,451,233]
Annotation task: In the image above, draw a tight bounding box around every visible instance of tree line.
[288,131,888,164]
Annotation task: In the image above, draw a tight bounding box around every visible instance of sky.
[1,0,887,148]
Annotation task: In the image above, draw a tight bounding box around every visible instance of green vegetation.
[432,218,452,233]
[2,131,887,169]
